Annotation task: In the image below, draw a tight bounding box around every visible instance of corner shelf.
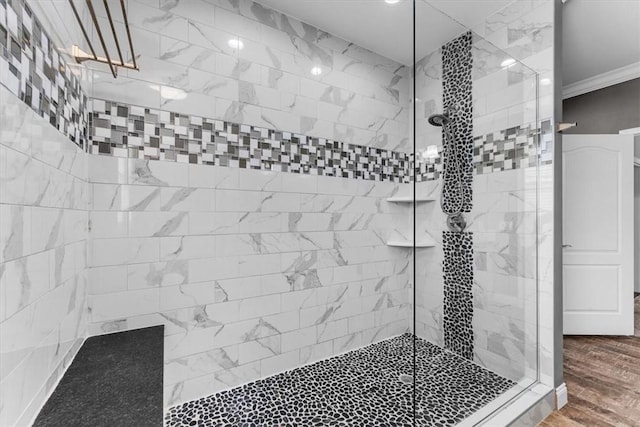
[386,196,436,203]
[386,237,436,248]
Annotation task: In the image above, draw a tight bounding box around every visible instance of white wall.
[86,155,412,407]
[86,0,411,153]
[0,85,90,426]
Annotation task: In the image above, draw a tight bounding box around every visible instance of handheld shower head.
[427,113,450,127]
[427,103,460,127]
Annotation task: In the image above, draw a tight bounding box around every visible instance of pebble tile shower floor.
[165,334,515,426]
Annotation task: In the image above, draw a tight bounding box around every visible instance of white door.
[563,134,635,335]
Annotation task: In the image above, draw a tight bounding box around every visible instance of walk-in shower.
[0,0,549,425]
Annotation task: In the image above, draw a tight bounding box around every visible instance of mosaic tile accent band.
[416,120,552,182]
[0,0,88,148]
[441,31,473,214]
[90,97,548,184]
[442,231,474,360]
[90,99,412,183]
[165,334,515,426]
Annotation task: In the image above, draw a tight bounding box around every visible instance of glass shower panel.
[470,36,540,391]
[413,0,540,424]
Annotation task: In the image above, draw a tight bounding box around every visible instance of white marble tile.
[88,265,128,295]
[90,237,160,267]
[161,187,215,212]
[160,283,215,311]
[127,1,190,41]
[89,288,160,322]
[159,0,215,26]
[159,235,216,261]
[127,211,188,237]
[164,374,215,407]
[260,350,299,378]
[128,159,189,187]
[92,183,162,211]
[238,336,280,364]
[90,211,128,238]
[91,73,161,110]
[88,155,128,184]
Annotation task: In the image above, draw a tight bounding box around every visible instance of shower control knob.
[446,213,467,233]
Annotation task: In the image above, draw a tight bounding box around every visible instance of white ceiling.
[562,0,640,85]
[256,0,511,65]
[34,0,640,88]
[260,0,640,87]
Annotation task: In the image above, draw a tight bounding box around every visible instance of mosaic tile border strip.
[90,99,413,183]
[0,0,89,148]
[91,98,550,184]
[165,334,515,427]
[416,119,552,182]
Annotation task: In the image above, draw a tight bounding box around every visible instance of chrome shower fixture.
[427,104,459,127]
[427,104,467,233]
[427,113,450,127]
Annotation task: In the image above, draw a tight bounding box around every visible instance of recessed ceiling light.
[540,78,551,86]
[385,0,401,4]
[228,38,244,50]
[311,66,322,76]
[500,58,516,68]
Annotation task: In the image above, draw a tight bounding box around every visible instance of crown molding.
[619,127,640,135]
[562,62,640,100]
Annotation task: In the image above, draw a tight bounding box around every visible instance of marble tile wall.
[0,84,90,426]
[88,0,411,154]
[0,0,89,149]
[86,155,413,407]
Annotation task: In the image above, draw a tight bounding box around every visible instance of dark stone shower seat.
[33,325,164,427]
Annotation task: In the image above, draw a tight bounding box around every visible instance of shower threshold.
[165,334,515,426]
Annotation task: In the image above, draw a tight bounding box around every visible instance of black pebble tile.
[166,334,514,427]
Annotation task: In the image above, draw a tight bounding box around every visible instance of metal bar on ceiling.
[68,0,98,60]
[120,0,138,70]
[86,0,117,77]
[68,0,139,77]
[103,0,125,66]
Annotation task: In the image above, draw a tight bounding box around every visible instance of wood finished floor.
[539,296,640,426]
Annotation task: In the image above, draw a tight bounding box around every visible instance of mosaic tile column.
[443,231,474,359]
[441,32,475,360]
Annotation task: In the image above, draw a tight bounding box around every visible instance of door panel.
[563,134,634,335]
[564,265,619,312]
[564,148,619,252]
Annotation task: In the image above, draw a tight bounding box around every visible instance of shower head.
[428,103,460,127]
[427,113,450,127]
